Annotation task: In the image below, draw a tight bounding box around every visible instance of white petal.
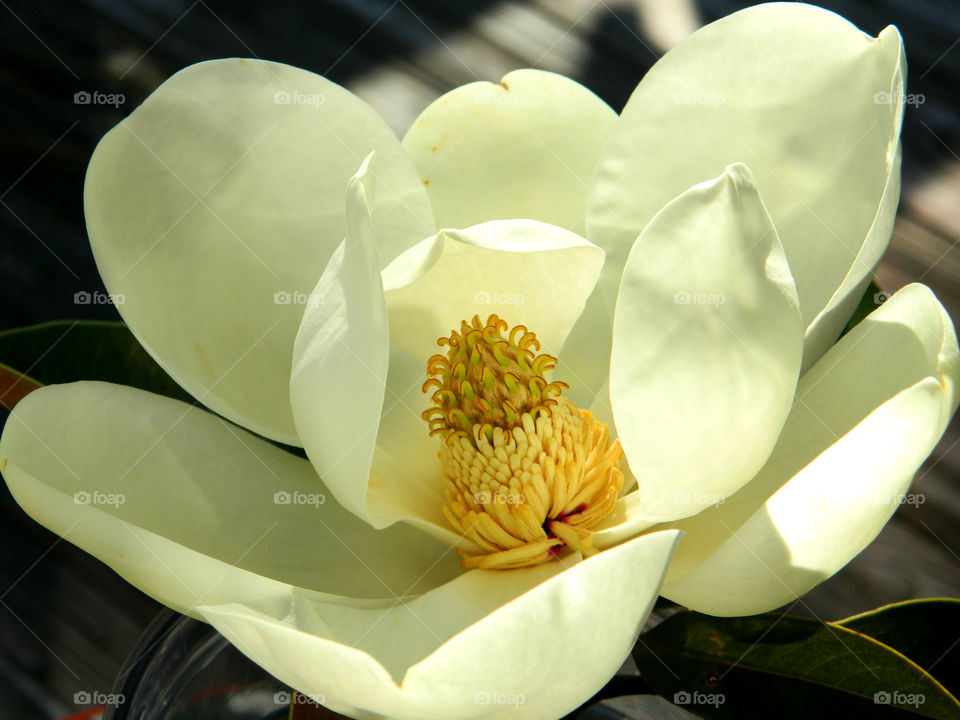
[198,529,680,719]
[661,284,960,615]
[402,69,617,236]
[290,155,391,528]
[85,59,433,444]
[611,164,802,522]
[802,143,902,369]
[588,4,904,368]
[382,219,605,362]
[0,382,461,617]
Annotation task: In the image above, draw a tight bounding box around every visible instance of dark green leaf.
[633,610,960,719]
[0,321,192,409]
[838,599,960,698]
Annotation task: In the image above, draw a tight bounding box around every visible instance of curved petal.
[383,219,605,362]
[198,529,680,719]
[611,164,802,522]
[587,4,904,367]
[660,284,960,616]
[802,143,902,370]
[0,382,461,618]
[85,59,434,444]
[290,155,390,528]
[402,69,617,236]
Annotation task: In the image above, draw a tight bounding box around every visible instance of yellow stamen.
[422,314,624,569]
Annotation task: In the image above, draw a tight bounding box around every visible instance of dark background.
[1,1,959,717]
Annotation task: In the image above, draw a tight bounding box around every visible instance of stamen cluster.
[423,314,624,569]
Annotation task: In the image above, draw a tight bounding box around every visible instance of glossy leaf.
[0,321,191,409]
[632,611,960,719]
[838,599,960,698]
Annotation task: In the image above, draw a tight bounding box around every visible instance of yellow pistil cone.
[422,314,624,569]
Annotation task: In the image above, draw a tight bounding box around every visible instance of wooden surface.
[1,0,959,717]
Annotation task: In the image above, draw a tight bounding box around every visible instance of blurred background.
[1,0,959,716]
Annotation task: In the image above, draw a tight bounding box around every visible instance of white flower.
[1,4,957,719]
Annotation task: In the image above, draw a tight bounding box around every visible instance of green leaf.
[838,599,960,699]
[841,280,887,337]
[0,321,192,409]
[633,610,960,719]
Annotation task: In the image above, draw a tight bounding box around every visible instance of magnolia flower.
[1,3,958,719]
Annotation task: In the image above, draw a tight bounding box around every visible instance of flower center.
[422,314,624,569]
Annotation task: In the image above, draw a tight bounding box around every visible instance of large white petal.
[0,382,461,617]
[611,164,802,522]
[199,529,680,719]
[402,69,617,236]
[587,3,904,368]
[661,284,960,616]
[85,59,434,444]
[290,155,391,530]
